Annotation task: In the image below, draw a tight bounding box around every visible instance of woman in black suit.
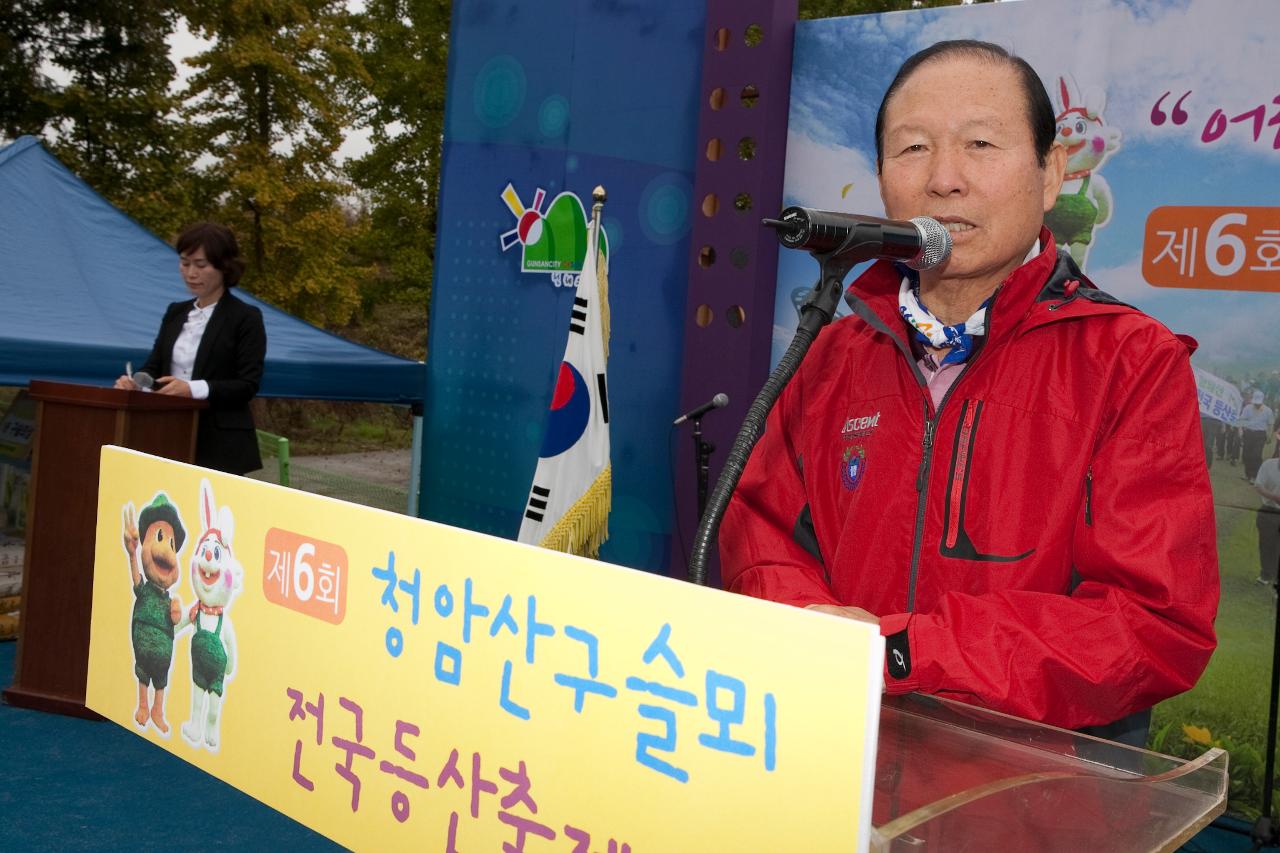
[115,223,267,474]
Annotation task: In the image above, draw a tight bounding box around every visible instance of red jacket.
[720,231,1218,729]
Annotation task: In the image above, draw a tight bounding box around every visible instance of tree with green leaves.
[347,0,451,315]
[182,0,371,326]
[0,0,53,139]
[1,0,194,234]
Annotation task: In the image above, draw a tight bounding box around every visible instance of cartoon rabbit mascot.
[122,493,187,734]
[1045,75,1123,268]
[176,479,241,751]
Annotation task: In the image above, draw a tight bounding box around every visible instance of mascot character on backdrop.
[1045,75,1123,268]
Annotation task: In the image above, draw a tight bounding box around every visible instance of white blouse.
[169,299,214,400]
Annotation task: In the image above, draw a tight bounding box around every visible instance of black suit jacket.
[141,291,267,474]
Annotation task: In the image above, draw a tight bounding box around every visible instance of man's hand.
[1256,484,1280,504]
[806,605,886,693]
[805,604,880,625]
[113,374,138,391]
[154,376,192,397]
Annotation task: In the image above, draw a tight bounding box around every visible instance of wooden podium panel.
[3,381,204,716]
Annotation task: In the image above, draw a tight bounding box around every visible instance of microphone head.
[132,371,155,390]
[711,393,729,409]
[906,217,952,271]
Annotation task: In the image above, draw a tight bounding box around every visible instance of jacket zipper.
[1084,467,1094,526]
[905,289,1001,611]
[908,404,935,611]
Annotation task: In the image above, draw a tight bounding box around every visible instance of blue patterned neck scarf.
[898,277,990,366]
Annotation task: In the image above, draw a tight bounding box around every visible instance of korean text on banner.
[1191,366,1243,425]
[87,447,885,852]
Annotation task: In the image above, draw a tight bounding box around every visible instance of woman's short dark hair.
[175,222,245,288]
[874,40,1056,172]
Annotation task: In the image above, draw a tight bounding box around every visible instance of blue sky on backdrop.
[775,0,1280,376]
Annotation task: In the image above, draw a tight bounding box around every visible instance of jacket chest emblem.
[840,445,867,491]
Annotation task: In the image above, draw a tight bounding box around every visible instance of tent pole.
[407,402,424,516]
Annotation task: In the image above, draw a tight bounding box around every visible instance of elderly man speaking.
[720,40,1218,745]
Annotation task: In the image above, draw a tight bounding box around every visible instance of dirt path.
[288,449,412,487]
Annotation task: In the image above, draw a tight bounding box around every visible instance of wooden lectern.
[3,380,204,717]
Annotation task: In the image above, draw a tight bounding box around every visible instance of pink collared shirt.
[915,348,964,411]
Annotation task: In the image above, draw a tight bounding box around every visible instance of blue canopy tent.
[0,136,424,404]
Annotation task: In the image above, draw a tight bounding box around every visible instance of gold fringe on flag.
[539,465,612,558]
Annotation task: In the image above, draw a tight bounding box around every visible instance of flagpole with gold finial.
[591,185,610,355]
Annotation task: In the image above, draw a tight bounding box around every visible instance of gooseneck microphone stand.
[687,228,875,586]
[691,415,715,522]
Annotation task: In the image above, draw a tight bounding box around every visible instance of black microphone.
[132,371,155,390]
[762,207,951,270]
[673,392,729,426]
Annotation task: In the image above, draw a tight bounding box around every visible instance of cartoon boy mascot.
[122,494,186,733]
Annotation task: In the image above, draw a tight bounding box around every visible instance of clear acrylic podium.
[871,694,1228,851]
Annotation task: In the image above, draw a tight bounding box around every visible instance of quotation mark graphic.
[1151,91,1192,126]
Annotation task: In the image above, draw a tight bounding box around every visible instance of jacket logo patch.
[840,445,866,491]
[886,630,911,679]
[841,411,881,438]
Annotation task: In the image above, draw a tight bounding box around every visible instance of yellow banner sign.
[87,447,883,850]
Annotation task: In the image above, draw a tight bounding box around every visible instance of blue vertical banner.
[420,1,706,572]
